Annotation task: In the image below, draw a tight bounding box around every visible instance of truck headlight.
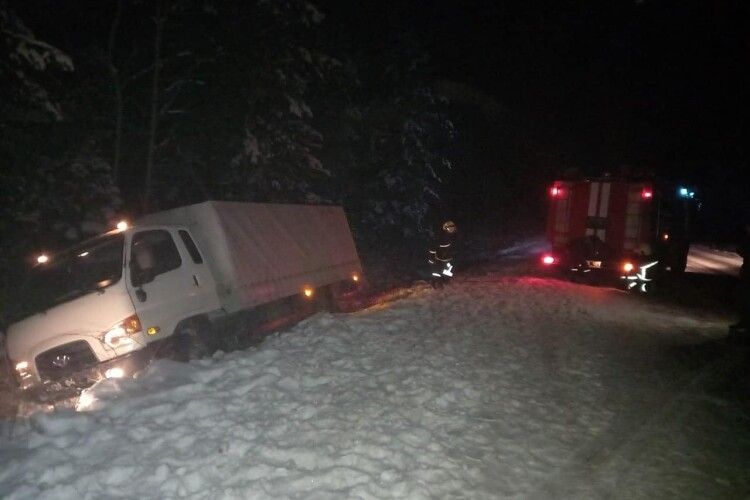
[102,314,142,348]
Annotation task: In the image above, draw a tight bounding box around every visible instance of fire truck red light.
[542,255,556,265]
[550,186,562,197]
[641,189,653,199]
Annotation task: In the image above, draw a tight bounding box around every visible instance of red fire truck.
[542,176,694,286]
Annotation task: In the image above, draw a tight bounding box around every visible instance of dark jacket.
[435,230,456,262]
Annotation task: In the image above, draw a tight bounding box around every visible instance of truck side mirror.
[132,268,156,288]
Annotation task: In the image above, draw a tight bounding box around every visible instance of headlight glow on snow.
[105,367,125,379]
[76,391,97,412]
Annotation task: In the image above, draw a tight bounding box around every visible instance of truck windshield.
[10,234,125,323]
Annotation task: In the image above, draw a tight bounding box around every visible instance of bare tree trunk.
[143,0,164,213]
[107,0,124,182]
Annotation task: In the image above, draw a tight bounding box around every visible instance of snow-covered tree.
[0,5,122,319]
[206,1,334,204]
[1,142,121,243]
[358,86,456,238]
[88,0,339,209]
[318,49,457,254]
[0,2,73,123]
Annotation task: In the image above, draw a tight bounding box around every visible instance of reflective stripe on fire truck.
[553,185,571,247]
[587,183,600,216]
[586,182,599,237]
[596,182,610,241]
[624,186,642,250]
[586,182,610,241]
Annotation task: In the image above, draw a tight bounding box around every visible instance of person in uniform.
[428,220,457,288]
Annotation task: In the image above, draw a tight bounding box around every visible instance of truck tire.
[173,317,214,362]
[327,280,359,312]
[673,251,688,273]
[315,285,335,313]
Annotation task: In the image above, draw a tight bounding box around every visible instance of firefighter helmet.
[442,220,457,234]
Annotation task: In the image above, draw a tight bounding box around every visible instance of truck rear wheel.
[327,280,362,312]
[315,285,335,313]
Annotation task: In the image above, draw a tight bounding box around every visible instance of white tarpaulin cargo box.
[138,201,362,313]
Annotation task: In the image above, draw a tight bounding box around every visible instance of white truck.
[4,201,362,396]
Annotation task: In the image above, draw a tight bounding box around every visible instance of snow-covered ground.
[1,276,748,499]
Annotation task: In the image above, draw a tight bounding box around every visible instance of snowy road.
[2,277,749,499]
[686,244,742,276]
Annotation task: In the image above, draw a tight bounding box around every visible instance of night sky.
[325,1,745,168]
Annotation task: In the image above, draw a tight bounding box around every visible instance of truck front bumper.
[22,348,153,402]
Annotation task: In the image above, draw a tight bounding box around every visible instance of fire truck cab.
[542,176,696,287]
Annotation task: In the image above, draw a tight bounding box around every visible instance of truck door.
[174,229,221,314]
[126,229,220,343]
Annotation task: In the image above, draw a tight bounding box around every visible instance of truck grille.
[35,341,98,382]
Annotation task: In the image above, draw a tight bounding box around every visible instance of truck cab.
[5,223,221,394]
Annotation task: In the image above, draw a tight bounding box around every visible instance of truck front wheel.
[173,317,215,362]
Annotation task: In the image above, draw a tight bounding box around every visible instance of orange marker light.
[623,262,635,273]
[352,273,360,282]
[303,287,314,298]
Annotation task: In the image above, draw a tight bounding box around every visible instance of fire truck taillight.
[641,188,653,200]
[541,254,556,266]
[550,186,563,197]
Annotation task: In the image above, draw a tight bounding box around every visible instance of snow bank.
[0,277,734,499]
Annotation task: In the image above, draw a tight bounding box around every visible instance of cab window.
[130,230,182,286]
[178,230,204,264]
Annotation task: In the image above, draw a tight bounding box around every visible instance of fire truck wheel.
[672,256,687,274]
[565,270,583,284]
